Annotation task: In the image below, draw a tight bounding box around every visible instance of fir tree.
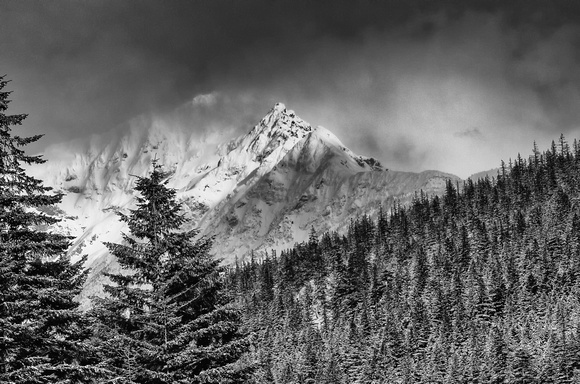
[92,161,250,383]
[0,76,103,383]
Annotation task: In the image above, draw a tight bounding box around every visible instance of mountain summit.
[29,103,459,302]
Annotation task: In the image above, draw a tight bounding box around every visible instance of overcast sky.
[2,0,580,178]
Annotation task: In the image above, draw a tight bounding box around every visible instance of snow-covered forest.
[5,69,580,383]
[229,138,580,383]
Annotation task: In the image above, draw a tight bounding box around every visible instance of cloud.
[454,128,483,139]
[206,9,580,177]
[191,93,219,107]
[164,91,267,138]
[4,1,580,179]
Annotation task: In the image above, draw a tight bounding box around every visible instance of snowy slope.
[200,117,458,259]
[28,103,460,302]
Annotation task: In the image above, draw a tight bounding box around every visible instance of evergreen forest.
[229,138,580,383]
[4,75,580,383]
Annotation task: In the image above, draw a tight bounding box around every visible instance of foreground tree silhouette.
[0,76,103,382]
[92,162,250,383]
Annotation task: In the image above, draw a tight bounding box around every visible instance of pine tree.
[92,161,250,383]
[0,76,103,383]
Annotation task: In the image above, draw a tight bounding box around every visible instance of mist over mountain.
[28,103,460,303]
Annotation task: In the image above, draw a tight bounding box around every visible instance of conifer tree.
[0,76,103,383]
[92,161,250,383]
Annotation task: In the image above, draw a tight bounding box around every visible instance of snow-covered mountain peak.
[225,102,312,158]
[183,104,315,211]
[257,102,308,133]
[27,102,461,305]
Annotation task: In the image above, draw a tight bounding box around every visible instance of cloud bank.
[2,1,580,178]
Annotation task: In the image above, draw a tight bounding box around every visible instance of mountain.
[468,168,500,181]
[29,103,460,302]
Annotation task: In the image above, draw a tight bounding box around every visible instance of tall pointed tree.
[0,76,103,383]
[92,161,250,383]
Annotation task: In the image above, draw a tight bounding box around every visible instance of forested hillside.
[230,137,580,383]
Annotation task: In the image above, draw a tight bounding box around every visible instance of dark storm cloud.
[3,0,450,147]
[2,0,580,177]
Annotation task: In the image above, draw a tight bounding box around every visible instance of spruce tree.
[92,161,250,383]
[0,76,103,383]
